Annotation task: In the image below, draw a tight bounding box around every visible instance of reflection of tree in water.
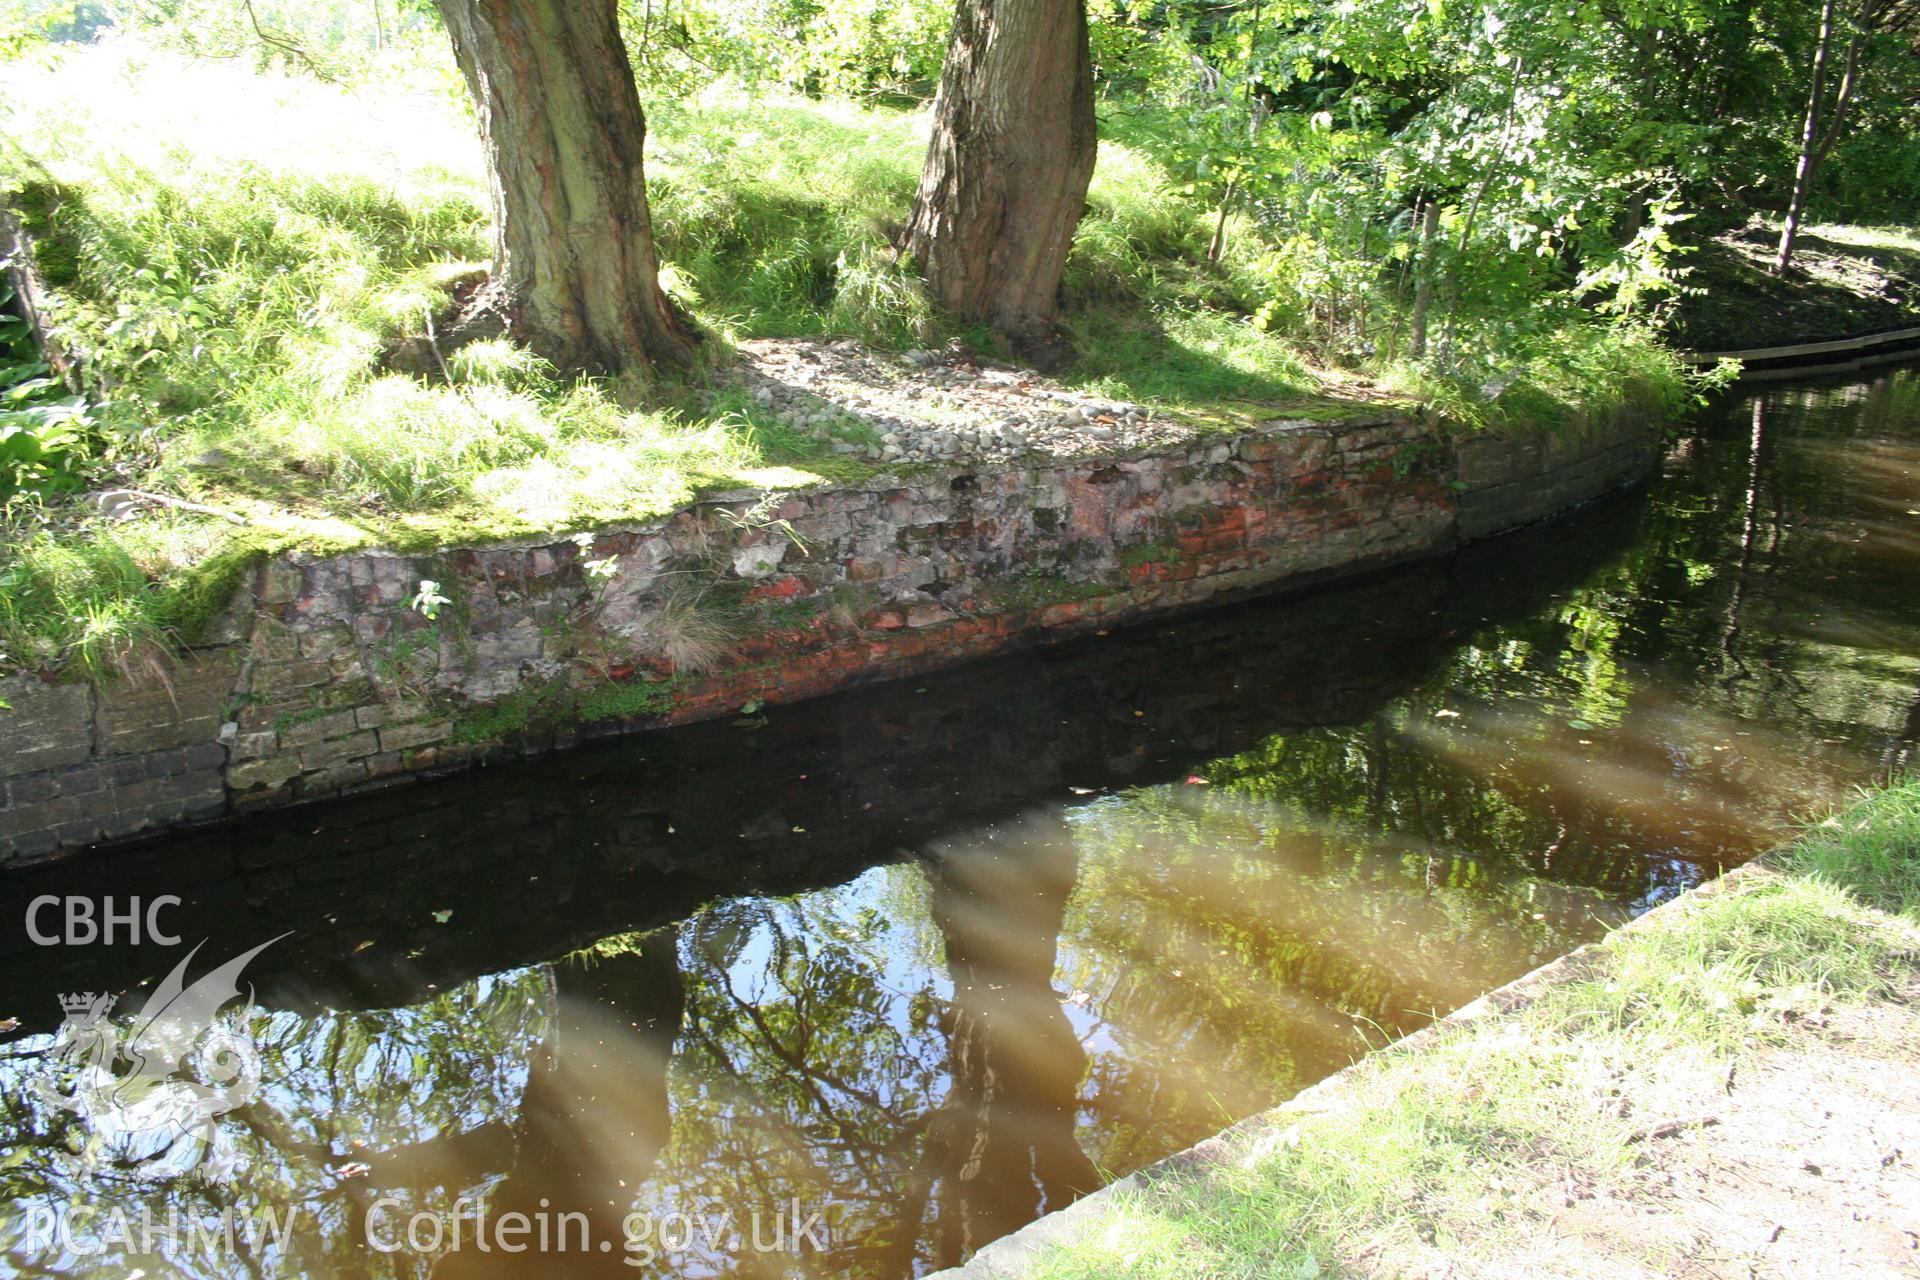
[917,825,1099,1272]
[1215,376,1920,887]
[1633,373,1920,754]
[433,929,681,1279]
[656,869,951,1277]
[648,837,1099,1279]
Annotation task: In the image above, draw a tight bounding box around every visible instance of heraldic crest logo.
[29,935,288,1184]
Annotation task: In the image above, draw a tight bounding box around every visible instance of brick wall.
[0,404,1661,863]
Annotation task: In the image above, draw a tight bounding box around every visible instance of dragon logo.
[33,935,287,1183]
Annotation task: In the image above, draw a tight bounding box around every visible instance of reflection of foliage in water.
[647,866,954,1274]
[1044,368,1920,1178]
[0,970,551,1279]
[1053,779,1625,1175]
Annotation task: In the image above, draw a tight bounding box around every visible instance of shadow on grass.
[1674,226,1920,351]
[1059,301,1316,408]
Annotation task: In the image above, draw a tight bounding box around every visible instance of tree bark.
[434,0,694,375]
[904,0,1097,364]
[1409,200,1440,361]
[1776,0,1840,275]
[1774,0,1916,273]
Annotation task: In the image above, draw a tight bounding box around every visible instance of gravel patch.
[707,337,1201,465]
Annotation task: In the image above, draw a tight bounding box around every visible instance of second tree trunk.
[905,0,1097,357]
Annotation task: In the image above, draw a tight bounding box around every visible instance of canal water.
[3,369,1918,1278]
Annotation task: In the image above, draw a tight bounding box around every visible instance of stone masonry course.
[0,403,1660,863]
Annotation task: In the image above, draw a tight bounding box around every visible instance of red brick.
[1039,601,1083,627]
[745,576,806,603]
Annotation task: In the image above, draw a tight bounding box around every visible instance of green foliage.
[409,578,450,621]
[1118,537,1182,568]
[450,683,546,745]
[0,52,901,558]
[0,1,110,53]
[1,0,1911,680]
[447,672,681,745]
[1070,0,1919,380]
[575,675,680,724]
[0,277,90,498]
[1784,780,1920,922]
[1380,320,1704,433]
[619,0,950,100]
[646,90,929,342]
[95,0,442,79]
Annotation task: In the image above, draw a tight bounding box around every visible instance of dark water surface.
[4,369,1919,1278]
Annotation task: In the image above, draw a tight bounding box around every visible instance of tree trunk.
[1814,33,1868,176]
[904,0,1097,364]
[1409,200,1440,361]
[1,203,83,391]
[1206,179,1236,265]
[433,0,693,375]
[1776,0,1840,275]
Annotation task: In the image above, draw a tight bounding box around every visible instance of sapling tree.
[1774,0,1920,273]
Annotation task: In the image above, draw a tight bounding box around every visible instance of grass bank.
[1021,777,1920,1280]
[0,41,1701,679]
[1673,222,1920,352]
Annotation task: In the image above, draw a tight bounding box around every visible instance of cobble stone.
[378,721,452,752]
[227,756,304,792]
[298,731,379,769]
[94,651,234,756]
[278,709,360,747]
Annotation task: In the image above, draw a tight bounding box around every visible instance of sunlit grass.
[1787,779,1920,919]
[0,509,251,678]
[1800,222,1920,256]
